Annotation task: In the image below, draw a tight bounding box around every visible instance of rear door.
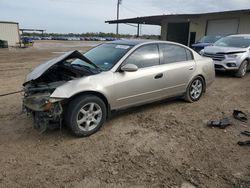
[157,43,196,97]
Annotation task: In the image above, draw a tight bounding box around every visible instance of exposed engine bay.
[22,50,100,132]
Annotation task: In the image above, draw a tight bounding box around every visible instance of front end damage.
[23,83,65,132]
[22,50,99,132]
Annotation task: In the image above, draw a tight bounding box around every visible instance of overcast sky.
[1,0,250,35]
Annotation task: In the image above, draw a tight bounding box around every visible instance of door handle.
[154,73,163,79]
[189,67,194,70]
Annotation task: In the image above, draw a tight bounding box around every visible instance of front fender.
[50,74,112,102]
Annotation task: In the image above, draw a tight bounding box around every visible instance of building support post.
[137,24,140,38]
[116,0,121,36]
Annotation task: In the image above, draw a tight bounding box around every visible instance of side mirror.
[121,64,138,72]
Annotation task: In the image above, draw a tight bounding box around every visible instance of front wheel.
[235,60,248,78]
[65,95,107,137]
[184,77,204,103]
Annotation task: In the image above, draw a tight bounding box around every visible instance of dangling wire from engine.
[0,90,24,97]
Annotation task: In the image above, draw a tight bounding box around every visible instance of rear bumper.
[205,70,215,89]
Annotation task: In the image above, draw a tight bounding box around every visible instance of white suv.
[202,34,250,77]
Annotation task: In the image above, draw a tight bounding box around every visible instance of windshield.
[84,43,133,71]
[214,36,250,48]
[65,58,100,73]
[198,35,223,43]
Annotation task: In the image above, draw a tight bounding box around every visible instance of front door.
[112,44,164,109]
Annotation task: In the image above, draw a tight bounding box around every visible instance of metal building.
[106,9,250,46]
[0,21,20,47]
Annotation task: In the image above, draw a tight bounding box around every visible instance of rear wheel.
[65,95,107,137]
[235,60,248,78]
[184,77,204,102]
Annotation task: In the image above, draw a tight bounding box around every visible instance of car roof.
[108,39,156,46]
[107,39,196,52]
[204,34,226,37]
[227,34,250,37]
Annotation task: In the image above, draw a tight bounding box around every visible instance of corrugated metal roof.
[105,9,250,25]
[0,21,18,25]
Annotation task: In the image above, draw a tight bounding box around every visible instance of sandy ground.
[0,40,249,188]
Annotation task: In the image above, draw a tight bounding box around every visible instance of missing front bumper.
[23,94,64,133]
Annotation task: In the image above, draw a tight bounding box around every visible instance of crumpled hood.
[204,46,247,54]
[24,50,95,83]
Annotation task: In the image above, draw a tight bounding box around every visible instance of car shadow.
[215,71,236,78]
[40,96,184,139]
[108,96,183,121]
[22,95,187,139]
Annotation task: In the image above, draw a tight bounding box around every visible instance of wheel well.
[66,91,111,118]
[244,58,249,63]
[243,58,249,66]
[197,74,206,93]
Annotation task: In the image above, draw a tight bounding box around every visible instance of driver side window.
[124,44,160,69]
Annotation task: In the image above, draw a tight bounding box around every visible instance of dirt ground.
[0,40,249,188]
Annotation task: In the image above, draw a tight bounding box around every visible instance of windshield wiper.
[71,64,100,73]
[81,55,102,72]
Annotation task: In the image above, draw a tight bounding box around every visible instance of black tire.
[235,60,248,78]
[64,95,107,137]
[184,76,204,103]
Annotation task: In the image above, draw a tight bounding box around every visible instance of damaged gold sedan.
[23,40,215,137]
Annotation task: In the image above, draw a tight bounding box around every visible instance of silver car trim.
[117,83,186,101]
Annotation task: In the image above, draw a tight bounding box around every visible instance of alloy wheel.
[190,79,203,100]
[76,102,102,132]
[241,63,247,76]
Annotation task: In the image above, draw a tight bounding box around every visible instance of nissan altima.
[23,40,215,137]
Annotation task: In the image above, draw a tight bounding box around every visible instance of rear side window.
[124,44,160,68]
[185,49,193,61]
[159,44,193,64]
